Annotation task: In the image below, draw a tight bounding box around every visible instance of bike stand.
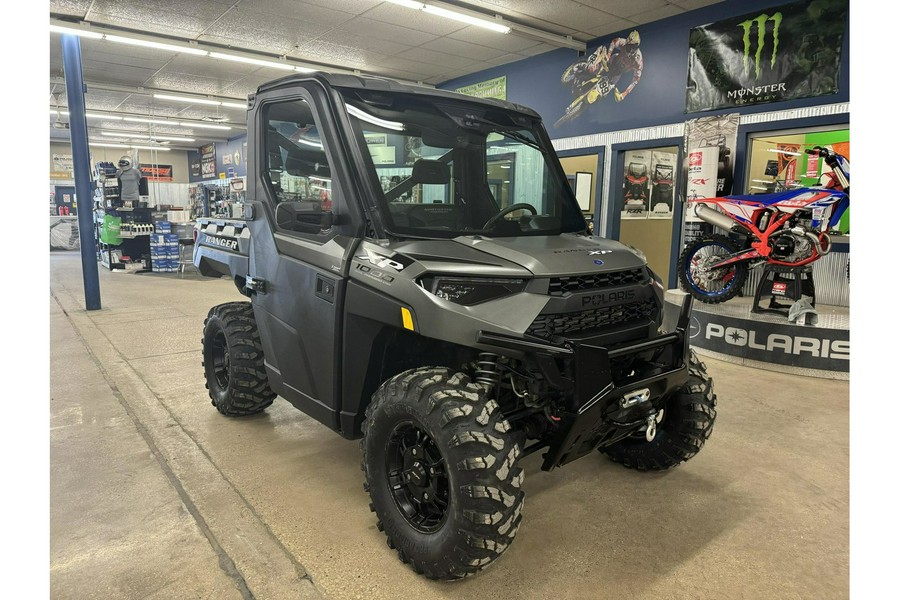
[752,264,816,318]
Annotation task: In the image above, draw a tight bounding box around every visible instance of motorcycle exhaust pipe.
[694,203,751,234]
[789,227,832,256]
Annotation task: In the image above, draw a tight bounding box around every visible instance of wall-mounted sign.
[456,75,507,100]
[138,164,173,182]
[52,154,74,178]
[686,0,847,112]
[191,158,201,178]
[200,143,216,178]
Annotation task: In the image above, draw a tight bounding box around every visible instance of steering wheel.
[483,203,537,230]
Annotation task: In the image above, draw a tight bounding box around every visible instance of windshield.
[341,90,587,238]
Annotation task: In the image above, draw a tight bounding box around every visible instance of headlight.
[420,276,527,306]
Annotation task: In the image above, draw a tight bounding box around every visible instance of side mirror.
[275,201,333,234]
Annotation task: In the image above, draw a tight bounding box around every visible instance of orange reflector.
[401,307,414,331]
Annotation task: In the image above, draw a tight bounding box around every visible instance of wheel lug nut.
[411,449,417,456]
[423,492,429,499]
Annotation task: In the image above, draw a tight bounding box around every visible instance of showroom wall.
[186,136,248,183]
[49,142,191,184]
[438,0,850,138]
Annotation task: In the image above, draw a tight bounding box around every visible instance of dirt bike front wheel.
[678,235,748,304]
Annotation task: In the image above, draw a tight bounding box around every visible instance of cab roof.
[255,71,539,119]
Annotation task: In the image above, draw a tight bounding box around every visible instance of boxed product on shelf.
[155,221,172,234]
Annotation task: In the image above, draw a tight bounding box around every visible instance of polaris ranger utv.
[195,72,717,580]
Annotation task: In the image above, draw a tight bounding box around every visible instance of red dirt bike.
[678,146,849,303]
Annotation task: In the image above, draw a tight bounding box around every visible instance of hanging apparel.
[117,167,143,202]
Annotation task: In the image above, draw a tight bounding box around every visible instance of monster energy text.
[739,12,782,79]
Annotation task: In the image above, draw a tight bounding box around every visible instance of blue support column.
[61,34,101,310]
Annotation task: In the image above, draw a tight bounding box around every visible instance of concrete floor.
[49,252,849,599]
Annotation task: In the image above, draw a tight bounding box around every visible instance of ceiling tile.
[147,72,243,96]
[395,47,477,71]
[337,17,440,48]
[302,33,412,57]
[299,0,382,11]
[86,0,232,37]
[237,0,357,28]
[49,0,93,17]
[517,42,560,57]
[590,0,672,20]
[162,54,262,82]
[447,26,547,53]
[419,37,508,62]
[291,42,388,70]
[362,3,468,36]
[584,18,638,38]
[672,0,723,11]
[628,3,685,25]
[199,10,325,55]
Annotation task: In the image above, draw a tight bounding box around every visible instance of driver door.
[247,89,362,429]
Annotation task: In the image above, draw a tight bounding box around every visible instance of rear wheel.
[362,368,525,580]
[601,351,717,471]
[202,302,276,416]
[678,234,748,303]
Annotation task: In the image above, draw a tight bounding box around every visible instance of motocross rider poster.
[556,30,643,129]
[620,150,651,220]
[685,0,847,112]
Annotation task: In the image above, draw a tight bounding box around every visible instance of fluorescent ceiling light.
[209,52,295,71]
[182,122,231,130]
[131,145,171,151]
[386,0,510,33]
[386,0,425,8]
[105,34,209,56]
[767,148,802,156]
[346,105,405,131]
[153,93,246,110]
[422,5,510,33]
[124,116,173,125]
[150,135,196,142]
[87,112,123,120]
[50,25,104,39]
[102,131,149,139]
[90,142,131,148]
[50,109,69,116]
[750,186,768,191]
[751,179,774,183]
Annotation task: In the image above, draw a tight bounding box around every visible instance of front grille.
[548,268,646,296]
[526,299,657,340]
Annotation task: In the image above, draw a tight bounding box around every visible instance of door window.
[263,98,335,236]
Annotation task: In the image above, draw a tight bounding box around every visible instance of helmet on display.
[118,156,132,169]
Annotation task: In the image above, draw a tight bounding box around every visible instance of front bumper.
[478,292,693,470]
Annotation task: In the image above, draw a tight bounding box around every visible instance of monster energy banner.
[685,0,847,112]
[456,76,507,100]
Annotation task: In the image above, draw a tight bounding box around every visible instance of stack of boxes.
[150,221,181,273]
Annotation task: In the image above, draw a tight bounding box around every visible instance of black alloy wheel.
[386,423,449,533]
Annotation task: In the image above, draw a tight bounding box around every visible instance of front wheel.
[678,234,748,303]
[601,350,717,471]
[362,368,525,580]
[202,302,276,416]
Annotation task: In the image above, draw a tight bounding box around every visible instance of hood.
[391,234,645,278]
